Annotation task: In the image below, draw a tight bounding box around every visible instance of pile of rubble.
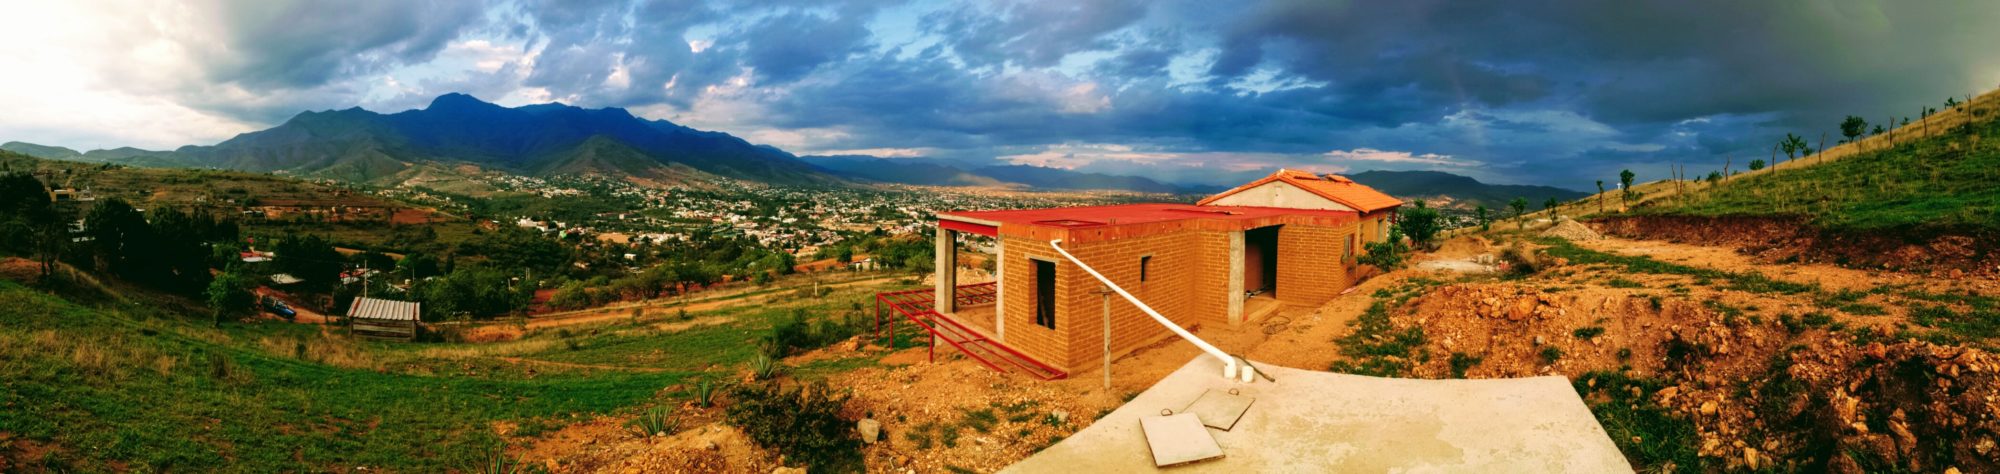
[1386,280,2000,472]
[1541,218,1604,241]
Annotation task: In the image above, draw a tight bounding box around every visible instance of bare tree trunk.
[1721,156,1732,183]
[1818,132,1828,164]
[1770,143,1779,170]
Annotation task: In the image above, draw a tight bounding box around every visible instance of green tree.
[1542,197,1560,221]
[1509,197,1529,229]
[1617,169,1636,208]
[206,266,256,327]
[1781,134,1807,161]
[1397,200,1441,249]
[1839,116,1868,143]
[274,234,343,294]
[1747,159,1766,171]
[1869,124,1884,136]
[1474,205,1491,232]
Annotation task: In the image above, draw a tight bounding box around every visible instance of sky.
[4,1,2000,190]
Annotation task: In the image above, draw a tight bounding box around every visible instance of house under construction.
[875,169,1403,378]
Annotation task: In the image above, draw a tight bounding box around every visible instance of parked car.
[262,296,297,318]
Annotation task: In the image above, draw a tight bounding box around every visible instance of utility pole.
[1098,286,1114,391]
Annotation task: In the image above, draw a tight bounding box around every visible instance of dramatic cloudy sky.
[5,0,2000,189]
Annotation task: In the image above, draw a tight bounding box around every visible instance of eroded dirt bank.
[1591,215,1998,278]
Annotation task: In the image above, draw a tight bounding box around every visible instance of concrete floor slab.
[1004,357,1632,473]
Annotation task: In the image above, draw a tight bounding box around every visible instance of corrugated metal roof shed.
[347,297,421,322]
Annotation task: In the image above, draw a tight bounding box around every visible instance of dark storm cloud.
[922,0,1148,68]
[98,0,2000,188]
[202,1,491,89]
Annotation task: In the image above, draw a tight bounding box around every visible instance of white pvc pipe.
[1050,239,1243,382]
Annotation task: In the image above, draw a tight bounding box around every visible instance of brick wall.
[1274,222,1358,307]
[999,236,1068,372]
[995,225,1355,373]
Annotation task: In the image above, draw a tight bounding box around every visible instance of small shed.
[347,296,421,341]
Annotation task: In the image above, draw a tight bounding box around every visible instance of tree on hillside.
[1748,159,1765,171]
[1542,197,1559,221]
[1474,205,1491,232]
[1706,171,1723,186]
[1840,116,1868,144]
[1946,97,1960,109]
[1781,134,1806,161]
[1870,124,1884,136]
[1595,180,1605,214]
[1508,197,1529,229]
[1617,170,1636,208]
[274,234,343,294]
[0,172,65,279]
[206,266,256,328]
[1397,200,1441,249]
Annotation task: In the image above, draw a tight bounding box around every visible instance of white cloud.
[1321,148,1472,167]
[804,147,938,158]
[0,0,258,149]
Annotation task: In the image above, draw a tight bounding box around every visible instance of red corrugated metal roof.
[941,203,1352,227]
[938,203,1359,243]
[1196,169,1403,212]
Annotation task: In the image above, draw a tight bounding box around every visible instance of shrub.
[1540,346,1563,364]
[962,409,998,433]
[1448,352,1482,378]
[761,310,814,358]
[726,382,862,472]
[1572,326,1606,340]
[1357,228,1411,270]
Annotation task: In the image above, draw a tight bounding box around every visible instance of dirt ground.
[511,229,2000,473]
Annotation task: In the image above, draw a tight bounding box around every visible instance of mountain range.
[6,93,829,186]
[3,93,1584,204]
[800,155,1198,193]
[1343,170,1588,210]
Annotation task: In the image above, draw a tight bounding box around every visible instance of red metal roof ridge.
[1194,169,1403,212]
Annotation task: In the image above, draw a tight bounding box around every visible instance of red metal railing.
[874,282,1066,380]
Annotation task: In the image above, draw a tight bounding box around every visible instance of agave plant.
[626,406,680,438]
[695,378,717,408]
[749,354,780,381]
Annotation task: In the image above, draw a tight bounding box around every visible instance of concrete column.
[994,240,1006,341]
[935,228,957,314]
[1227,230,1245,327]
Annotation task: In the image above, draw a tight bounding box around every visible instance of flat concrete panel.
[1139,413,1225,467]
[1181,389,1255,431]
[1003,357,1633,473]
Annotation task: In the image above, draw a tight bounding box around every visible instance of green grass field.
[1646,113,2000,234]
[0,274,914,472]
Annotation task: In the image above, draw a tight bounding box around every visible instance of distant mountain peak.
[425,92,501,111]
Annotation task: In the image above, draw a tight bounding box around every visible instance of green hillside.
[1642,105,2000,234]
[0,281,690,472]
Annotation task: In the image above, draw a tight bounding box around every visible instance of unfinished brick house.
[875,170,1402,379]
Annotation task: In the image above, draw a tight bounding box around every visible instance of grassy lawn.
[0,281,689,472]
[1645,114,2000,234]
